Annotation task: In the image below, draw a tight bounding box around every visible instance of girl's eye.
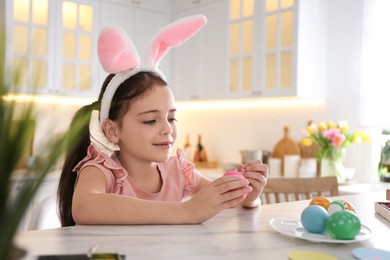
[143,120,156,125]
[169,117,177,123]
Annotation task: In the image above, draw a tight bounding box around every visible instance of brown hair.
[57,71,167,226]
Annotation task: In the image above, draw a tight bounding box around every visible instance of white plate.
[268,217,373,244]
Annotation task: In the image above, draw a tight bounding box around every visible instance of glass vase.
[320,149,346,183]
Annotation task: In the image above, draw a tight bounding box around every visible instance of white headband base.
[89,110,120,155]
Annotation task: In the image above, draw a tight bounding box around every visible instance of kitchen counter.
[339,181,390,195]
[15,191,389,259]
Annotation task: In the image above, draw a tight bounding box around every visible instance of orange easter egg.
[309,196,332,210]
[338,199,356,213]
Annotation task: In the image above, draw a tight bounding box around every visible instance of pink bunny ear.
[144,15,207,66]
[98,27,140,73]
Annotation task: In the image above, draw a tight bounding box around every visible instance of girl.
[57,15,268,227]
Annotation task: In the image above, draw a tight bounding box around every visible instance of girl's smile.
[153,141,174,150]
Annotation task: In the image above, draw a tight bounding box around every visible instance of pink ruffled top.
[73,144,202,201]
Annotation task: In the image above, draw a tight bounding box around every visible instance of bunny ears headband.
[97,15,207,127]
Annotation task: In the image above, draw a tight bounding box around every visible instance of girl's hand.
[237,160,269,208]
[185,175,252,223]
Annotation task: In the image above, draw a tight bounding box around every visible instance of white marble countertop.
[15,191,389,260]
[338,181,390,195]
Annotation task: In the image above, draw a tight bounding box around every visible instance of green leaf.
[0,29,88,259]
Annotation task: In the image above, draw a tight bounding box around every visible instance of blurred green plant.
[0,33,88,259]
[378,140,390,181]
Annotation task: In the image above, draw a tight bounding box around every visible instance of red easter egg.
[309,196,332,210]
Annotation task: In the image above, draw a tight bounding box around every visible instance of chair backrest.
[27,195,61,230]
[261,176,339,204]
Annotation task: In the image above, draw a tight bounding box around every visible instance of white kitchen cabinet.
[226,0,328,99]
[172,0,327,101]
[5,0,100,97]
[5,0,169,97]
[262,0,327,99]
[11,172,60,232]
[293,0,328,98]
[171,0,227,101]
[172,0,218,12]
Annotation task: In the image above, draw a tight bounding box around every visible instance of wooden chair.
[261,176,339,205]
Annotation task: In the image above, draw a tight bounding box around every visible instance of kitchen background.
[4,0,390,185]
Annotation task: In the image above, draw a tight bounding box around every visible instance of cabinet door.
[98,1,135,85]
[225,0,326,99]
[99,1,134,34]
[225,0,257,99]
[172,0,219,12]
[133,7,169,77]
[10,179,33,231]
[134,0,167,12]
[57,0,99,97]
[33,176,59,206]
[226,0,296,98]
[172,0,227,101]
[259,0,297,97]
[7,0,52,94]
[172,8,201,100]
[10,175,60,232]
[7,0,99,97]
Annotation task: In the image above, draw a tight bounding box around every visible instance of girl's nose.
[160,120,173,135]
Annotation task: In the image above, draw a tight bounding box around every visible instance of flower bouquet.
[301,121,370,181]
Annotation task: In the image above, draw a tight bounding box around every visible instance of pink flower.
[331,132,345,147]
[323,128,339,139]
[323,128,345,147]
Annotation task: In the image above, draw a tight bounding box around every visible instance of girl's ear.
[102,119,120,144]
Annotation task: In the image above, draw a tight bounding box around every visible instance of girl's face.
[116,85,177,163]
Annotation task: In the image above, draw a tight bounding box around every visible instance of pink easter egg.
[223,171,244,178]
[223,171,247,198]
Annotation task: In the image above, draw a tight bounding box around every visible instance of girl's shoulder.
[163,148,193,170]
[73,144,127,193]
[73,144,122,174]
[161,148,198,192]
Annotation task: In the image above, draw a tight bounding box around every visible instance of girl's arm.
[72,166,251,225]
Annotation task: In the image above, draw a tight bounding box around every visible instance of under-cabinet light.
[4,94,94,106]
[176,98,325,110]
[4,94,325,109]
